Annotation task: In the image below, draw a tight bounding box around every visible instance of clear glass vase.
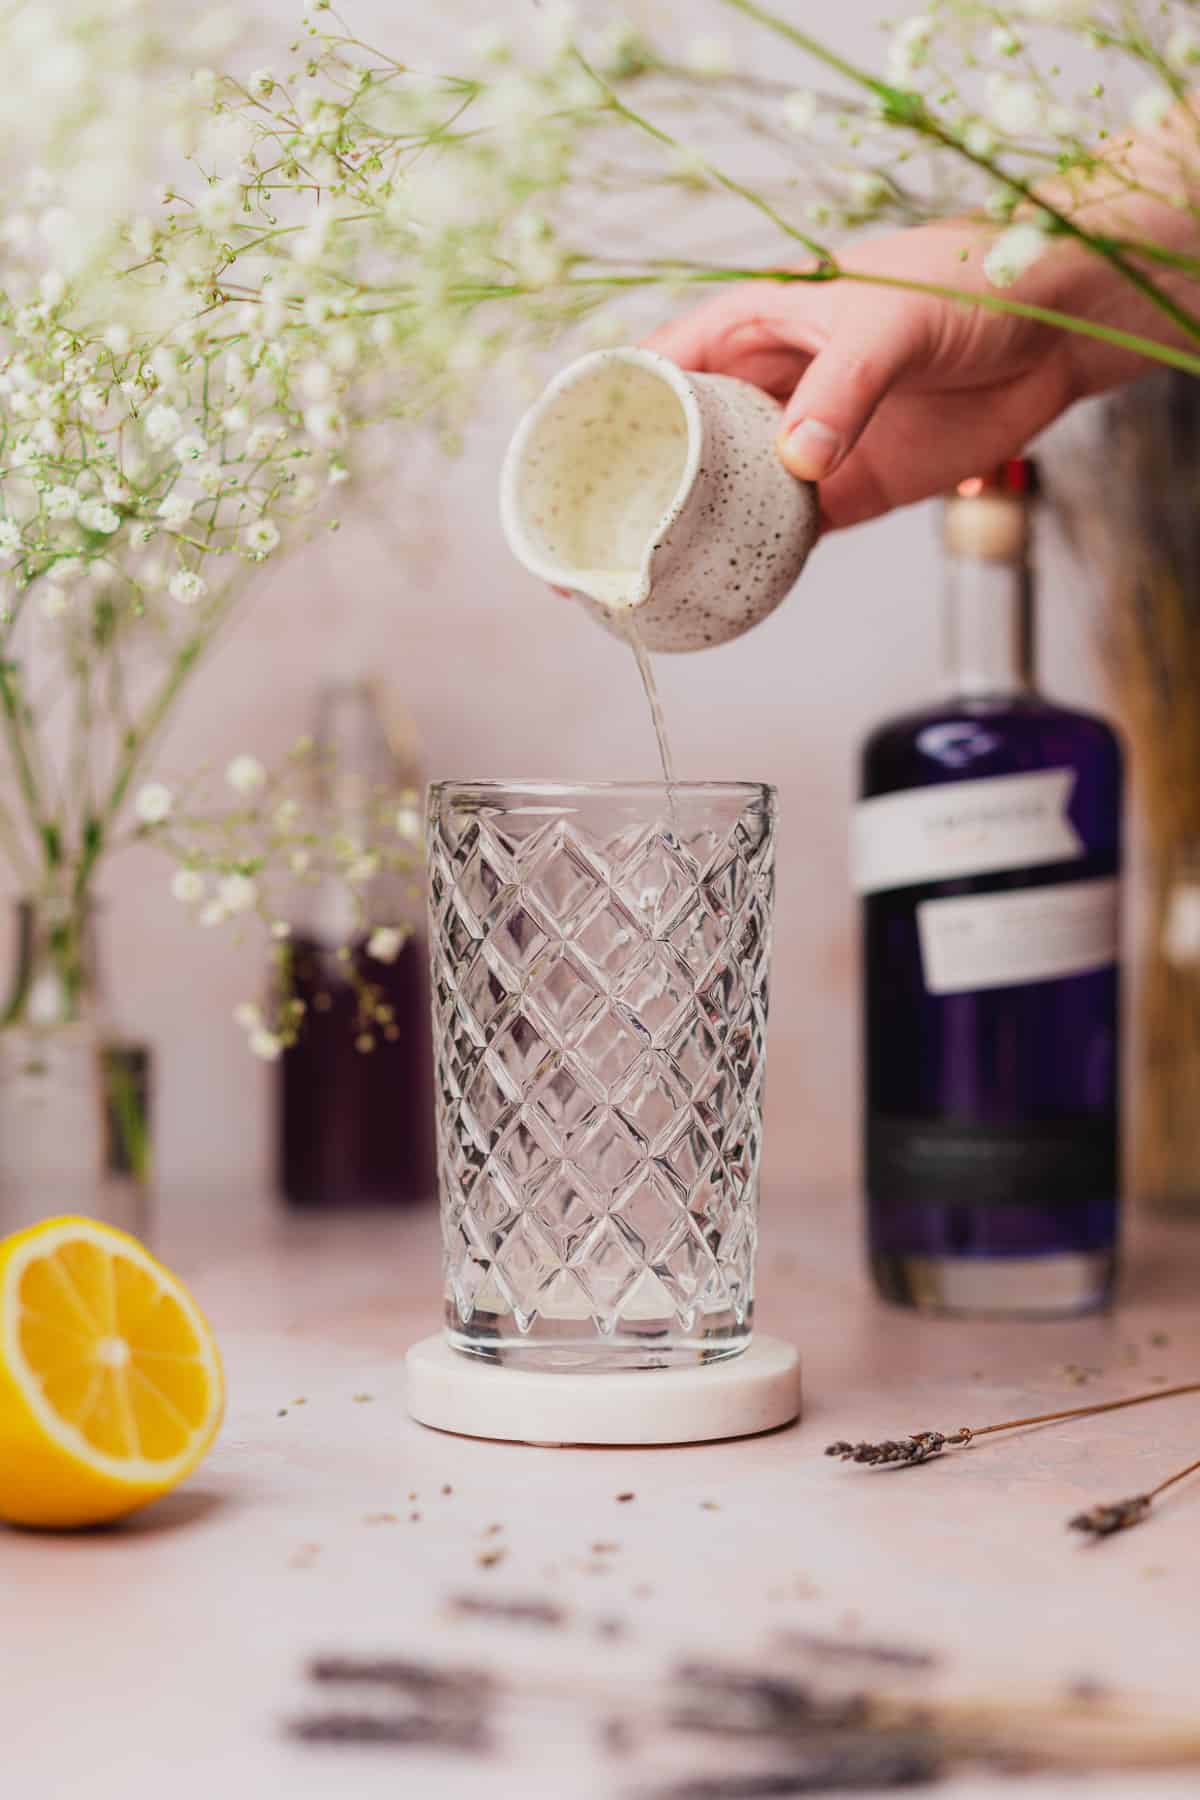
[0,896,151,1238]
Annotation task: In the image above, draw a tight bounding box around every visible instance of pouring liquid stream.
[625,615,676,789]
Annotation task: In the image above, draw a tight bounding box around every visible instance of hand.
[645,221,1096,532]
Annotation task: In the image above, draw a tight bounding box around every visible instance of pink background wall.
[91,1,1110,1209]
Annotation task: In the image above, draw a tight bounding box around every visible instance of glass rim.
[429,778,775,804]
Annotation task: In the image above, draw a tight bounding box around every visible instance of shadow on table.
[111,1489,227,1537]
[3,1487,228,1542]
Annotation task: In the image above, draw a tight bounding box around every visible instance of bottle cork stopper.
[943,492,1028,560]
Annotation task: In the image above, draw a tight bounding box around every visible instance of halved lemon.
[0,1216,224,1528]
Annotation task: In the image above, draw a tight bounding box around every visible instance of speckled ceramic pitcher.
[499,347,819,654]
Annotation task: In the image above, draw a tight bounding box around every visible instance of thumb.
[776,324,925,481]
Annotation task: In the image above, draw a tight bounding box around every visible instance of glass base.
[871,1249,1117,1319]
[444,1305,751,1372]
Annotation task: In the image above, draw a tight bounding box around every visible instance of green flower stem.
[1107,238,1200,276]
[575,49,833,265]
[104,1049,152,1187]
[554,250,1200,376]
[83,562,251,901]
[718,0,891,101]
[0,661,60,878]
[74,633,203,902]
[836,267,1200,375]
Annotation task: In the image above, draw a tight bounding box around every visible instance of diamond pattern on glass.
[428,786,774,1362]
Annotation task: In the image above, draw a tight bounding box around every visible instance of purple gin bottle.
[857,462,1122,1316]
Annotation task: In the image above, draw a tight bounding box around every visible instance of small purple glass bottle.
[858,462,1122,1316]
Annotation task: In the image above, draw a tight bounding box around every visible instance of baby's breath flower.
[158,494,195,528]
[218,871,258,913]
[395,803,423,841]
[249,1026,283,1061]
[985,185,1019,221]
[989,26,1022,56]
[243,518,281,557]
[78,499,120,534]
[226,753,266,795]
[169,568,207,605]
[290,220,330,267]
[103,325,131,356]
[172,868,205,904]
[983,220,1048,288]
[1016,0,1090,18]
[1046,103,1081,139]
[963,121,996,159]
[173,432,208,463]
[150,347,180,387]
[246,423,285,458]
[1167,27,1200,72]
[47,555,87,586]
[347,852,379,885]
[327,329,358,373]
[367,925,403,964]
[247,68,275,98]
[300,361,334,401]
[0,519,22,561]
[233,1001,261,1030]
[686,35,732,78]
[847,171,889,216]
[43,484,78,520]
[135,782,173,825]
[987,74,1041,136]
[781,90,818,135]
[887,14,935,82]
[303,402,344,445]
[145,403,184,447]
[270,919,291,940]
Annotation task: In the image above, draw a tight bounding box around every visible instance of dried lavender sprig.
[446,1593,567,1629]
[668,1663,867,1737]
[288,1711,491,1751]
[774,1631,938,1672]
[825,1432,961,1467]
[1069,1451,1200,1538]
[826,1380,1200,1469]
[308,1654,491,1699]
[642,1734,943,1797]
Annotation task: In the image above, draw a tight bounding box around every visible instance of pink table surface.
[4,1188,1200,1799]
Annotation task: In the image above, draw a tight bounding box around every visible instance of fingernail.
[779,417,840,480]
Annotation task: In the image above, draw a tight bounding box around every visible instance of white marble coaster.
[405,1334,802,1446]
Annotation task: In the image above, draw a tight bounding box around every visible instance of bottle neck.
[943,551,1035,700]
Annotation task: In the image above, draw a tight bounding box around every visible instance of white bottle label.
[917,877,1119,996]
[853,768,1084,895]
